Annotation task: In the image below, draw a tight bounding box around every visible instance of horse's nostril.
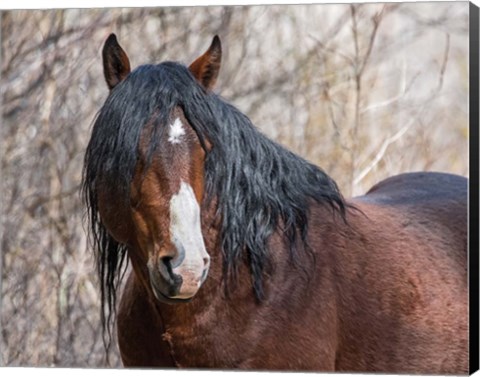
[159,255,182,287]
[160,255,176,276]
[203,256,210,266]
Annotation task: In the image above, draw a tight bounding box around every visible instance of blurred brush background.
[0,2,469,367]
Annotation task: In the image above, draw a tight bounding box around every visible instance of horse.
[82,34,468,373]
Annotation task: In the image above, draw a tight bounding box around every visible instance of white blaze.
[168,117,186,144]
[169,181,210,298]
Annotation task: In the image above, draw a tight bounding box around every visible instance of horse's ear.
[102,33,131,90]
[189,35,222,91]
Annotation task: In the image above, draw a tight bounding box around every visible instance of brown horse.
[83,34,468,373]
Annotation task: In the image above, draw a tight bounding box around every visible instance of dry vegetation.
[0,3,469,367]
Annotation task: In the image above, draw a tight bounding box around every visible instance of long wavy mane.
[82,62,347,349]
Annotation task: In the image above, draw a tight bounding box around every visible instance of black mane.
[83,62,347,346]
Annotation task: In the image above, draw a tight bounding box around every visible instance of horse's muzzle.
[147,254,209,303]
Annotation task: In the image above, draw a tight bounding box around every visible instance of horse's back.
[360,171,467,209]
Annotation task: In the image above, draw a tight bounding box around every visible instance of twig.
[354,119,414,186]
[436,32,450,93]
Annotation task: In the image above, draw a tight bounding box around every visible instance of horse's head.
[93,34,222,303]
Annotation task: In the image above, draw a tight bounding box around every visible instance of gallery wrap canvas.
[0,0,478,374]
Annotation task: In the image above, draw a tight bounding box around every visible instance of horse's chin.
[151,285,194,305]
